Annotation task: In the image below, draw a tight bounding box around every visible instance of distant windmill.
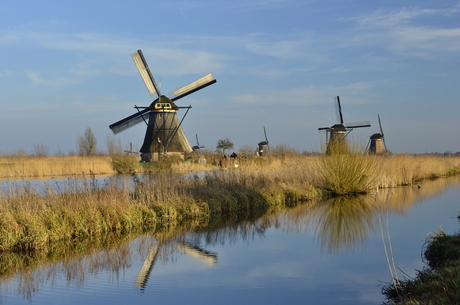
[318,96,371,154]
[367,114,387,154]
[257,126,270,156]
[192,134,205,151]
[124,142,139,155]
[109,49,216,162]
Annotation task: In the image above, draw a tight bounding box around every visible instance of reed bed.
[0,156,116,178]
[0,153,459,252]
[372,154,460,187]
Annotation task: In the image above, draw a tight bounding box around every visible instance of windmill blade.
[345,120,371,129]
[378,114,384,137]
[334,96,344,124]
[169,73,216,101]
[176,242,217,266]
[109,107,151,134]
[263,126,270,154]
[132,50,161,97]
[318,126,331,131]
[136,242,161,291]
[378,114,388,150]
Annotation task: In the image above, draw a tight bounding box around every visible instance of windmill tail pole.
[165,106,192,151]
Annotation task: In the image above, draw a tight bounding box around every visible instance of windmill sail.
[169,73,216,101]
[109,49,216,161]
[335,96,344,125]
[109,108,150,134]
[132,50,161,97]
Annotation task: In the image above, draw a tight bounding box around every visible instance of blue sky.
[1,0,459,155]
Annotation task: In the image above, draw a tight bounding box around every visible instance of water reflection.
[312,196,377,253]
[278,176,460,253]
[135,238,217,291]
[1,176,459,302]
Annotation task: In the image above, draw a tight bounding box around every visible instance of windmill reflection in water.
[136,238,217,292]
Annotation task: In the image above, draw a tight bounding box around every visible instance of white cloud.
[229,82,376,107]
[340,5,460,59]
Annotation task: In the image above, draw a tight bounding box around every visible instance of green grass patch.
[382,230,460,304]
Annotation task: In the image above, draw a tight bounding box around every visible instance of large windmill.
[109,49,216,162]
[367,114,387,154]
[318,96,370,154]
[257,126,270,156]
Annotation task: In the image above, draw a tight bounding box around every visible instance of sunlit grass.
[0,156,115,178]
[1,151,459,252]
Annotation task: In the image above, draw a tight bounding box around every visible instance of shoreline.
[382,229,460,304]
[1,154,460,252]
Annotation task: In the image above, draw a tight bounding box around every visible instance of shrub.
[110,154,140,175]
[318,151,378,196]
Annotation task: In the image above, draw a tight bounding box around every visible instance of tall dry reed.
[1,153,459,252]
[0,156,115,178]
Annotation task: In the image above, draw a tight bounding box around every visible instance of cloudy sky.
[1,0,459,155]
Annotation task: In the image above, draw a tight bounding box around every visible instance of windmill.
[192,134,205,151]
[124,142,139,155]
[257,126,270,156]
[367,114,387,154]
[318,96,370,154]
[109,49,216,162]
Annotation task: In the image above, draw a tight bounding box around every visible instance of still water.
[1,176,460,305]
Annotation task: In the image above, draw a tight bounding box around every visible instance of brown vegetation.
[0,152,459,252]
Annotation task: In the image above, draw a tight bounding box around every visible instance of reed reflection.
[277,175,460,253]
[312,196,377,253]
[1,176,459,300]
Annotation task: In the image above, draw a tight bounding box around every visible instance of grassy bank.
[0,167,320,251]
[0,153,459,252]
[382,230,460,304]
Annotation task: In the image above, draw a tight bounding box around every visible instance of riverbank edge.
[1,154,460,252]
[382,229,460,304]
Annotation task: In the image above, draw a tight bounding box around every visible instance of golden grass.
[0,156,116,178]
[0,152,459,252]
[372,154,460,187]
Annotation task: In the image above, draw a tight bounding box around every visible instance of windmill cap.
[331,124,346,132]
[370,133,383,140]
[150,95,178,109]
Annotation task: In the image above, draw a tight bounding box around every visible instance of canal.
[1,176,459,304]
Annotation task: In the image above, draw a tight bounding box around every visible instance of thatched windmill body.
[318,96,370,154]
[109,50,216,162]
[367,114,387,154]
[257,127,270,156]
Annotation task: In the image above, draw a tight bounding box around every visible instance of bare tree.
[106,135,123,156]
[77,127,98,156]
[33,143,50,157]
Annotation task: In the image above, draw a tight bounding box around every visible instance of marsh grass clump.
[318,149,378,196]
[382,230,460,304]
[423,230,460,270]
